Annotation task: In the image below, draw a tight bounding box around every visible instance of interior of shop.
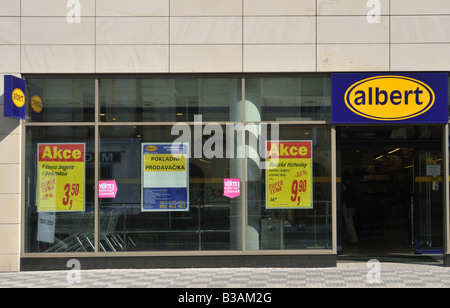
[337,126,444,259]
[340,147,414,256]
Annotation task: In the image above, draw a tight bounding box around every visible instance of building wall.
[1,0,450,271]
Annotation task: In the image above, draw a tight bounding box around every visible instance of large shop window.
[24,75,333,254]
[246,125,332,250]
[100,77,242,122]
[245,77,331,122]
[25,126,95,253]
[99,125,242,251]
[26,78,95,122]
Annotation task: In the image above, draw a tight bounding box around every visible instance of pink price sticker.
[223,178,240,199]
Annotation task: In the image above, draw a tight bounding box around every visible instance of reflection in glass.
[99,77,241,122]
[99,125,242,251]
[246,125,332,250]
[26,78,95,122]
[245,76,331,122]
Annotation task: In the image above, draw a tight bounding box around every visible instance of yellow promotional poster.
[37,143,85,212]
[266,141,313,209]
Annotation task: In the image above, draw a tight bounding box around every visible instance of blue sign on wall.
[4,75,26,120]
[332,73,448,124]
[141,143,189,212]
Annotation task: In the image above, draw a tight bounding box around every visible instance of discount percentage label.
[37,143,85,212]
[266,141,313,209]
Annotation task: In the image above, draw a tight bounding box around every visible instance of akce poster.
[141,143,189,212]
[37,143,86,212]
[266,141,313,209]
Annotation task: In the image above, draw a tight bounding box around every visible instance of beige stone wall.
[8,0,450,74]
[0,0,449,271]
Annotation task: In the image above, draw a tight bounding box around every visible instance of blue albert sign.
[332,73,448,124]
[4,75,26,120]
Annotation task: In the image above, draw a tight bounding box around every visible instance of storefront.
[13,72,449,270]
[20,75,335,269]
[333,73,450,263]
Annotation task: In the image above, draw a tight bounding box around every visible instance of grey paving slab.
[0,261,449,288]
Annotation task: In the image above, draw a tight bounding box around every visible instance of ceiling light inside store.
[387,148,400,154]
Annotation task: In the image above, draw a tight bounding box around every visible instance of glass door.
[414,147,444,253]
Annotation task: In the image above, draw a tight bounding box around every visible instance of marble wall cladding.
[96,45,169,73]
[21,0,95,16]
[0,194,20,224]
[317,16,389,44]
[0,46,20,72]
[244,44,316,72]
[391,44,450,71]
[318,44,390,72]
[317,0,390,15]
[21,45,95,73]
[0,17,20,44]
[171,0,242,16]
[0,0,20,16]
[96,0,169,16]
[391,16,450,43]
[97,17,169,45]
[22,17,95,45]
[391,0,450,15]
[244,0,315,16]
[171,17,242,45]
[0,70,21,272]
[11,0,450,73]
[170,45,242,72]
[244,17,315,44]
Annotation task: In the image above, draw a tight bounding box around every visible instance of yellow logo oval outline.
[145,145,158,152]
[12,88,25,108]
[31,95,43,113]
[344,76,435,121]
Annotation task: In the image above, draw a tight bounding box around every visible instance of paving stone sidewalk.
[0,261,449,288]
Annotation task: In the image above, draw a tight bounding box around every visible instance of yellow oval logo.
[12,88,25,108]
[31,95,43,113]
[145,146,158,152]
[345,76,435,121]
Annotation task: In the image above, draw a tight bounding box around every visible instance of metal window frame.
[21,74,336,259]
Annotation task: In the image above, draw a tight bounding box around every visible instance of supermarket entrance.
[337,126,444,258]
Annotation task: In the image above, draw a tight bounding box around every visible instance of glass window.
[99,77,242,122]
[246,125,332,250]
[23,75,335,255]
[245,76,331,122]
[26,78,95,122]
[99,125,243,251]
[24,126,95,253]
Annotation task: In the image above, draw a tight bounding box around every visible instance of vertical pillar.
[244,100,262,250]
[443,124,450,266]
[0,75,22,272]
[331,126,337,255]
[230,81,262,250]
[229,79,245,250]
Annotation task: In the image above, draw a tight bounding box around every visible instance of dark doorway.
[337,126,444,257]
[340,147,413,255]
